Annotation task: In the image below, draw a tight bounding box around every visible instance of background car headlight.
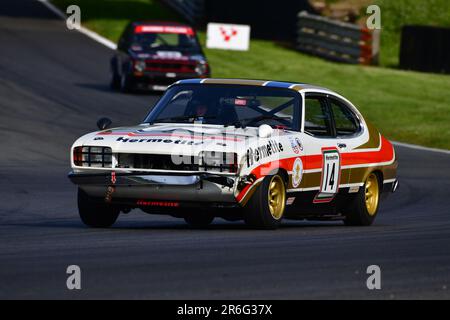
[134,60,146,72]
[195,61,208,75]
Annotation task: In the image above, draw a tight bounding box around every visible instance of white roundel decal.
[292,157,303,188]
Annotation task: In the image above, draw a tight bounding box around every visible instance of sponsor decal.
[206,23,250,51]
[137,200,180,207]
[314,148,341,203]
[115,136,204,145]
[135,25,194,35]
[286,197,296,206]
[111,171,116,185]
[348,185,360,193]
[291,157,303,188]
[234,98,247,106]
[289,136,303,154]
[246,140,284,167]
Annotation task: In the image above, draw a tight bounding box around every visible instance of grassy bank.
[52,0,450,149]
[374,0,450,67]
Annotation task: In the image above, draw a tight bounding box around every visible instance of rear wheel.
[184,212,214,228]
[344,173,380,226]
[77,188,120,228]
[244,174,286,229]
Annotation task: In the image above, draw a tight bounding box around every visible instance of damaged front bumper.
[68,170,238,204]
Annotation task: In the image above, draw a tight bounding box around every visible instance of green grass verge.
[374,0,450,67]
[52,0,450,149]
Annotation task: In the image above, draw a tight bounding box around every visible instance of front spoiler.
[68,171,237,203]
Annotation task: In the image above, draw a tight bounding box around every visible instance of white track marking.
[37,0,117,50]
[393,141,450,155]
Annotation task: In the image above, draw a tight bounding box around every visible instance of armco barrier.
[162,0,205,25]
[296,11,379,65]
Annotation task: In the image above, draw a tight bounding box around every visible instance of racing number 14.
[324,162,336,192]
[315,149,341,202]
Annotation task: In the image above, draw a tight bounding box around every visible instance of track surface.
[1,0,449,299]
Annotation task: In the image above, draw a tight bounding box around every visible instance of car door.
[301,93,344,203]
[326,95,364,189]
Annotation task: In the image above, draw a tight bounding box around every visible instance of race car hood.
[72,123,277,158]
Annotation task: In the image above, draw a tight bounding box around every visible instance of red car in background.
[110,21,210,92]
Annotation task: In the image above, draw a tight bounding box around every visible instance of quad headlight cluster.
[73,146,112,168]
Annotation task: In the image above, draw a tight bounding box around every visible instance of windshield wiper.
[226,115,291,128]
[149,115,216,124]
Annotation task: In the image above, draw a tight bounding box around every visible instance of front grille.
[73,146,112,168]
[118,153,199,171]
[117,153,238,173]
[145,60,196,73]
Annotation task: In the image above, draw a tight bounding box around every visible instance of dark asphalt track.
[1,0,450,299]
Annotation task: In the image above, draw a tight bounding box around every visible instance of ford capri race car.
[110,22,209,92]
[69,79,398,229]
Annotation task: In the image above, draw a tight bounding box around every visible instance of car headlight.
[195,61,208,75]
[134,60,146,72]
[199,151,238,173]
[73,146,112,168]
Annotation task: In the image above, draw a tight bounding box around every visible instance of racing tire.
[343,173,381,226]
[243,174,286,230]
[110,71,121,91]
[119,74,133,93]
[184,213,214,228]
[77,188,120,228]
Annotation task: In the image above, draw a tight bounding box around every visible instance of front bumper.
[68,171,237,204]
[131,71,206,90]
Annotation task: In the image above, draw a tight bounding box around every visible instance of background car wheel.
[243,174,286,229]
[110,71,121,90]
[343,172,380,226]
[77,188,120,228]
[119,74,133,93]
[184,212,214,228]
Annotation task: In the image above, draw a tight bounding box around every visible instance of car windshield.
[133,33,200,52]
[144,84,301,130]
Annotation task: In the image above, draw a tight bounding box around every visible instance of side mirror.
[97,117,112,130]
[258,124,273,138]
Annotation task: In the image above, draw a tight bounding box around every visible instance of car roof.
[175,78,337,95]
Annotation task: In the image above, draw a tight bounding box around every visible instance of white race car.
[69,79,398,229]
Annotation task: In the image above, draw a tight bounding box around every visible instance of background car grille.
[144,60,196,73]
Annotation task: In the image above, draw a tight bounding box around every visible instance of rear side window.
[329,98,360,136]
[304,96,333,137]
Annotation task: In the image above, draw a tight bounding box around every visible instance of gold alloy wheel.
[268,176,286,220]
[365,173,380,216]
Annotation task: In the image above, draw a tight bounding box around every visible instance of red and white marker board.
[206,23,250,51]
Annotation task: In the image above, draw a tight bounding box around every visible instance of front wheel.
[119,73,133,93]
[78,188,120,228]
[343,173,380,226]
[243,174,286,229]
